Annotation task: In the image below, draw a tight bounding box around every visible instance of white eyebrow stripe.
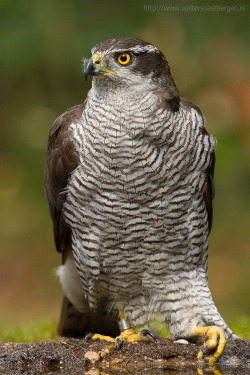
[126,45,158,53]
[94,45,159,55]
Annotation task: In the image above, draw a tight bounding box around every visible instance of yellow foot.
[87,328,156,348]
[194,326,226,364]
[88,333,115,343]
[117,328,155,344]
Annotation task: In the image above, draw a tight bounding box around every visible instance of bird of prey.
[45,38,236,363]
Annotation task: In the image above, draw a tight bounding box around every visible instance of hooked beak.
[83,53,115,80]
[84,58,101,79]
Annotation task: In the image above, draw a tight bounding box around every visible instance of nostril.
[95,60,100,65]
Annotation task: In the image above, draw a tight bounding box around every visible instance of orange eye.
[117,53,131,65]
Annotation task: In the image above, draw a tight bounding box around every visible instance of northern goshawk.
[45,38,236,362]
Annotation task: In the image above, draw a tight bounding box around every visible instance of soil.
[0,338,250,375]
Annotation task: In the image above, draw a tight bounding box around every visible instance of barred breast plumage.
[45,38,235,350]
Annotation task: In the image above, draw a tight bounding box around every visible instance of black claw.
[200,344,216,356]
[115,337,123,350]
[85,332,94,341]
[140,329,157,343]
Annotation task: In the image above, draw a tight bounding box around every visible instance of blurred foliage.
[1,317,250,343]
[0,320,57,343]
[0,0,249,337]
[229,316,250,341]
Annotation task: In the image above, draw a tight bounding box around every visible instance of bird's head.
[83,38,179,102]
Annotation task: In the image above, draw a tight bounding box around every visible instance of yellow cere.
[92,53,116,74]
[92,53,101,66]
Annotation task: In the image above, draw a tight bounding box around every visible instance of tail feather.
[57,296,120,338]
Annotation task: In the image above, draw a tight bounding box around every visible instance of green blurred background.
[0,0,249,338]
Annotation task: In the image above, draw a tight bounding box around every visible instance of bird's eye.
[117,53,131,65]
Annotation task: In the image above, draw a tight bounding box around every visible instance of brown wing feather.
[45,104,84,254]
[203,150,215,233]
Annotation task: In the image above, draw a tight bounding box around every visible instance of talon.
[85,332,94,341]
[115,337,123,350]
[200,343,216,356]
[140,329,157,342]
[194,326,226,363]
